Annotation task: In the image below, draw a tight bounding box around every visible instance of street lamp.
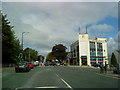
[21,32,29,60]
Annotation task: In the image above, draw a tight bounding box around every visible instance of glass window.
[97,43,103,56]
[90,41,96,56]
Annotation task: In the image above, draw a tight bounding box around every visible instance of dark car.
[15,61,30,72]
[92,63,101,67]
[44,62,49,66]
[49,61,56,66]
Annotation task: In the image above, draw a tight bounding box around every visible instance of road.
[2,66,119,89]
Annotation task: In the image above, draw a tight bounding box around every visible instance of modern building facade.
[70,33,108,66]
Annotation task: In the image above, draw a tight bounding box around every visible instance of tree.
[111,53,117,67]
[46,52,56,60]
[2,13,21,63]
[37,55,45,63]
[24,48,38,62]
[51,44,67,60]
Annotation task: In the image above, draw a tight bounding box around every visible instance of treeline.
[2,12,41,64]
[2,12,21,63]
[24,48,38,62]
[46,44,67,62]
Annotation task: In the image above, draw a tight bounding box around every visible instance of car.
[29,62,34,69]
[92,63,101,67]
[44,62,49,66]
[56,62,60,66]
[46,61,56,66]
[33,61,39,67]
[15,61,30,72]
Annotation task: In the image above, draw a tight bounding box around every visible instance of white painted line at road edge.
[35,86,58,88]
[55,74,73,89]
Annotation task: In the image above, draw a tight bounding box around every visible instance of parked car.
[56,62,60,66]
[49,61,56,66]
[92,63,101,67]
[33,61,39,67]
[29,62,34,69]
[44,62,49,66]
[15,61,30,72]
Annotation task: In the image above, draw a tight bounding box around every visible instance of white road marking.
[56,74,59,77]
[55,74,73,89]
[15,86,58,89]
[60,78,73,89]
[35,86,58,88]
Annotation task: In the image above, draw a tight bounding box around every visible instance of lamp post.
[21,32,29,60]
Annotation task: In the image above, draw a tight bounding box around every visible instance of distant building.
[70,32,108,66]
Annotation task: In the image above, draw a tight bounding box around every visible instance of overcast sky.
[2,1,119,56]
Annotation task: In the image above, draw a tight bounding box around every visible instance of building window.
[82,35,84,38]
[98,59,103,64]
[90,41,96,56]
[90,59,96,65]
[97,43,103,56]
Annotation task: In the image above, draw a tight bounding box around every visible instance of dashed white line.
[55,74,73,89]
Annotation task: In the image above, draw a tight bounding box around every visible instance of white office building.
[70,32,108,66]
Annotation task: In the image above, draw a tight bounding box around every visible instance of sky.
[1,1,119,56]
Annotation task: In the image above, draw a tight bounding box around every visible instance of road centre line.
[55,74,73,89]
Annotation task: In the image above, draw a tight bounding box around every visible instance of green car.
[15,61,30,72]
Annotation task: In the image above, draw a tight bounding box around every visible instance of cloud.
[2,0,119,2]
[107,30,120,55]
[2,2,118,56]
[89,24,115,32]
[107,37,118,55]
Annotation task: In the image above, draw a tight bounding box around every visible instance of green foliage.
[111,53,117,67]
[38,55,44,62]
[51,44,67,60]
[46,52,56,60]
[2,13,21,63]
[24,48,38,62]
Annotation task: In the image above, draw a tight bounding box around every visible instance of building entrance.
[81,56,87,65]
